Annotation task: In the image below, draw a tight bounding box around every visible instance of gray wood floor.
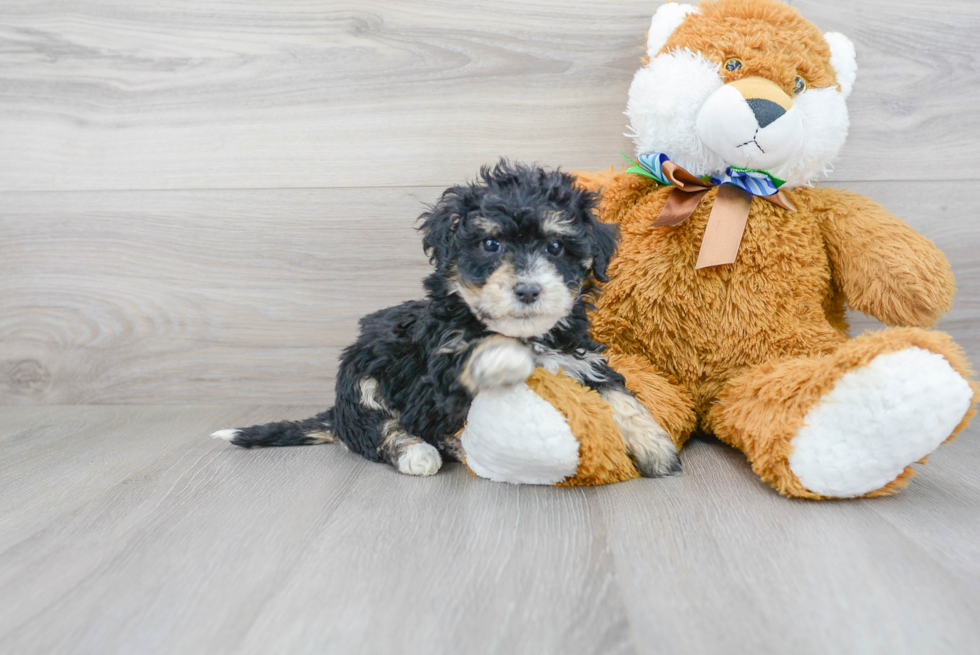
[3,0,980,652]
[1,405,978,654]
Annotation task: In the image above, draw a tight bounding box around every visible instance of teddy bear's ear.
[646,3,700,59]
[824,32,857,99]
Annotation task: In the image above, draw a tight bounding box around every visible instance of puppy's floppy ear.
[419,188,465,271]
[561,173,618,283]
[588,217,619,284]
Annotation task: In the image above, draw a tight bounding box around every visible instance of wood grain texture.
[594,433,980,654]
[0,405,977,654]
[1,187,432,404]
[3,181,977,404]
[0,0,978,191]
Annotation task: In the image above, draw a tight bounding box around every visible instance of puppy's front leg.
[601,387,682,478]
[460,335,534,393]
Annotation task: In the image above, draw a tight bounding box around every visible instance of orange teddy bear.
[578,0,977,498]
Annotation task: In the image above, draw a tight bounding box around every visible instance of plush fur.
[628,0,852,188]
[463,375,583,485]
[462,369,640,486]
[214,161,679,479]
[788,345,972,498]
[578,0,977,499]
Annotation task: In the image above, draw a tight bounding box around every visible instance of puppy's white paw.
[396,442,443,476]
[462,336,535,392]
[211,429,240,441]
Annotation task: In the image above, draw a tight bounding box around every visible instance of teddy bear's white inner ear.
[825,31,857,98]
[646,3,700,59]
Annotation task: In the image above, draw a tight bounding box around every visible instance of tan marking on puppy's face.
[452,259,577,339]
[471,215,501,235]
[540,211,577,237]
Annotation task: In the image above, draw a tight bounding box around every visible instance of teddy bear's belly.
[594,199,848,409]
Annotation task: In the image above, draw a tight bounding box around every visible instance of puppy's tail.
[211,409,336,448]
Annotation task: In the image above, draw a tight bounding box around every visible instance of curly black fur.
[220,161,632,472]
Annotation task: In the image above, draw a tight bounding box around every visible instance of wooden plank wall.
[2,0,978,404]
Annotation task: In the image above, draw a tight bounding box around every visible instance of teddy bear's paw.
[395,442,443,477]
[788,346,973,498]
[461,335,535,392]
[601,388,681,478]
[462,383,582,485]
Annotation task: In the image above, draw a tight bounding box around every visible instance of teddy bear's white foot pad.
[788,346,972,498]
[462,383,580,485]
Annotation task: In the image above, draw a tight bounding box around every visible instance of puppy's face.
[452,208,587,339]
[421,163,617,339]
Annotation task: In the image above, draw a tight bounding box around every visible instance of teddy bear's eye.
[724,58,743,72]
[794,76,807,95]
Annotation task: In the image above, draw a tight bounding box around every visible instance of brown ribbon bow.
[652,160,797,269]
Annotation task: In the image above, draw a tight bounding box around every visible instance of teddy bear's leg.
[604,349,698,449]
[708,328,977,499]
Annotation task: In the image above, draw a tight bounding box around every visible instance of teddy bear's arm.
[817,189,955,328]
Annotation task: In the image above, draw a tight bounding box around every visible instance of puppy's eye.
[482,238,501,253]
[545,241,564,256]
[794,76,807,95]
[724,58,742,72]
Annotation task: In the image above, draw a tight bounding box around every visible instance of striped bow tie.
[623,152,797,269]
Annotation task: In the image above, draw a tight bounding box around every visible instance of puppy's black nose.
[746,98,786,128]
[514,283,541,305]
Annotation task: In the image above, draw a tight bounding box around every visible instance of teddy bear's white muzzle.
[696,78,804,172]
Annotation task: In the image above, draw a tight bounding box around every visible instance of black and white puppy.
[213,161,679,478]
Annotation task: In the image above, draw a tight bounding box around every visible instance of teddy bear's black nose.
[747,98,786,128]
[514,283,541,305]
